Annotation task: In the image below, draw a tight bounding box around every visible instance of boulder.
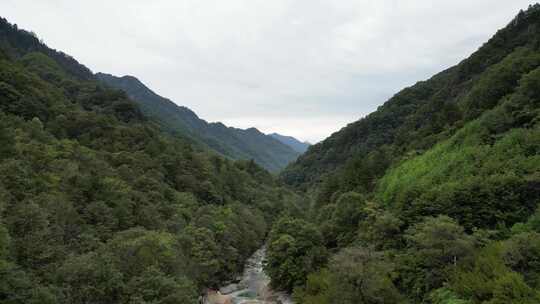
[219,283,239,295]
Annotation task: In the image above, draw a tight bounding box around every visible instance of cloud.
[1,0,536,142]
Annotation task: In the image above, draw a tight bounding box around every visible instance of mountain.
[267,4,540,304]
[0,16,303,304]
[269,133,310,153]
[282,4,540,189]
[96,73,300,172]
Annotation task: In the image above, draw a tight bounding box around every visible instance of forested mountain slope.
[282,4,540,190]
[0,17,302,304]
[96,73,301,172]
[268,4,540,304]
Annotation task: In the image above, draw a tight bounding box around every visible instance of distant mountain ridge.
[96,73,300,172]
[269,133,310,153]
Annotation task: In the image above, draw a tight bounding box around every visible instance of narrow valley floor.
[205,247,293,304]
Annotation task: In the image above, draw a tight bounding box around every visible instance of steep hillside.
[268,5,540,304]
[282,4,540,189]
[96,73,300,172]
[0,17,302,304]
[269,133,310,153]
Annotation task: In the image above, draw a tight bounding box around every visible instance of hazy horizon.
[1,0,536,143]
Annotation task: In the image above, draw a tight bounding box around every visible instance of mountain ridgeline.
[0,16,304,304]
[264,4,540,304]
[269,133,311,154]
[96,73,301,172]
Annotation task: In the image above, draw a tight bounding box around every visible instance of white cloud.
[1,0,536,142]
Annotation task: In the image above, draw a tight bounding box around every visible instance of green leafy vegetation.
[0,17,302,303]
[265,216,327,292]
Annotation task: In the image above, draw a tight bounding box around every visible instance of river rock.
[219,283,239,295]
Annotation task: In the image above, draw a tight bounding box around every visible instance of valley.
[1,3,540,304]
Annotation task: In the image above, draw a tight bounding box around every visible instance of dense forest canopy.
[267,4,540,304]
[0,16,304,304]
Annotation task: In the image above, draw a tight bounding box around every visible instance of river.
[205,247,293,304]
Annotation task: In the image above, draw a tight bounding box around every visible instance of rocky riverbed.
[205,247,293,304]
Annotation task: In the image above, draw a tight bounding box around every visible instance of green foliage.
[430,288,472,304]
[399,216,475,300]
[56,251,124,303]
[318,192,368,247]
[124,268,197,304]
[512,205,540,234]
[463,47,540,119]
[265,217,328,292]
[0,220,10,259]
[332,193,365,233]
[451,243,540,304]
[177,226,220,287]
[0,121,15,159]
[501,232,540,288]
[0,260,58,304]
[292,268,331,304]
[295,248,402,304]
[486,272,540,304]
[356,202,404,250]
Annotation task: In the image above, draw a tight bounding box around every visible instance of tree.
[357,202,404,250]
[56,252,124,304]
[451,243,540,304]
[429,288,471,304]
[331,192,367,247]
[0,221,9,259]
[177,226,220,288]
[330,248,402,304]
[106,228,184,280]
[401,216,474,299]
[487,272,540,304]
[266,217,328,292]
[293,268,332,304]
[502,232,540,288]
[0,121,15,159]
[125,267,197,304]
[5,201,53,270]
[297,248,402,304]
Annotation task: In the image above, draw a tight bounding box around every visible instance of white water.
[209,247,293,304]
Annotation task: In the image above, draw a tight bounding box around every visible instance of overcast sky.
[1,1,536,142]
